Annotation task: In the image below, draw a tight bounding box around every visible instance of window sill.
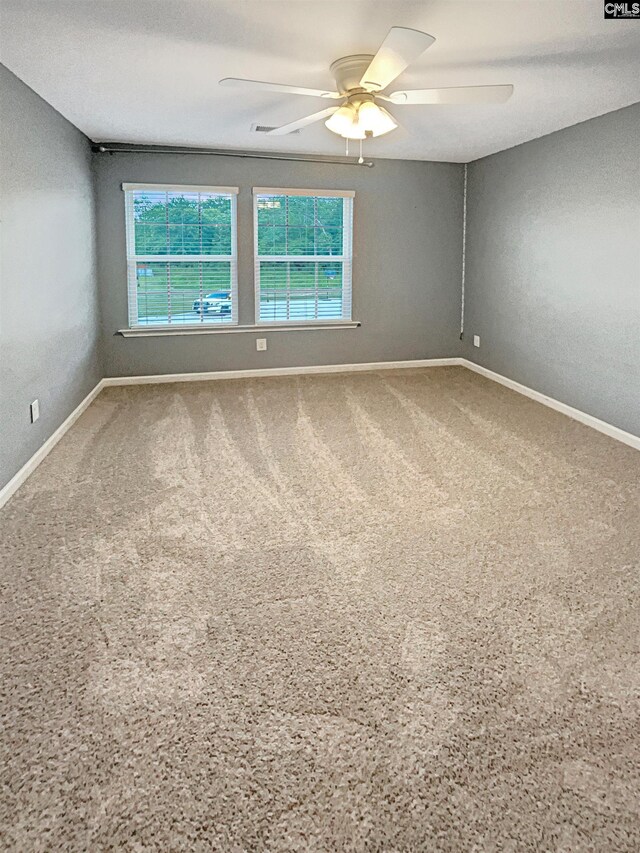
[117,321,361,338]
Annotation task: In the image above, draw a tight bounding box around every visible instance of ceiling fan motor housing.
[330,55,376,94]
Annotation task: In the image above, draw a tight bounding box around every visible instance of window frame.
[253,187,354,327]
[123,182,239,330]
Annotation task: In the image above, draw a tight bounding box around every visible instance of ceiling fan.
[220,26,513,156]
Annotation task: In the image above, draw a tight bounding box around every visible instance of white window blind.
[253,188,354,324]
[123,183,238,328]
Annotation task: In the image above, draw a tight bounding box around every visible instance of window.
[253,188,354,324]
[123,183,238,327]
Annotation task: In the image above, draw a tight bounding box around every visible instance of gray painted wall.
[0,65,101,490]
[95,153,464,377]
[463,103,640,437]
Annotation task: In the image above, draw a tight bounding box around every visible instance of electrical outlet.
[30,399,40,423]
[256,338,267,352]
[473,335,480,348]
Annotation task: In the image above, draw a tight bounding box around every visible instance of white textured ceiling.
[1,0,639,162]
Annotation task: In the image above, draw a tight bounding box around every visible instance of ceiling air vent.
[251,124,300,134]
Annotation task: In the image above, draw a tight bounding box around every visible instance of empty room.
[1,0,639,849]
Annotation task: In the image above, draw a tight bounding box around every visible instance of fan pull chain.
[358,138,363,164]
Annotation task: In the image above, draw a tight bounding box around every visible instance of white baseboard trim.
[460,359,640,452]
[0,379,106,511]
[101,358,463,387]
[3,356,637,510]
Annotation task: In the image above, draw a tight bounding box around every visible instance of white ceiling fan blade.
[360,27,435,92]
[219,78,341,99]
[266,107,339,136]
[388,85,514,105]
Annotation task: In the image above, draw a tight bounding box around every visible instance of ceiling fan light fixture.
[325,99,397,139]
[357,101,398,137]
[340,122,367,141]
[325,104,358,137]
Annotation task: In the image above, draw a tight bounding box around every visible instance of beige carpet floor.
[1,367,639,851]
